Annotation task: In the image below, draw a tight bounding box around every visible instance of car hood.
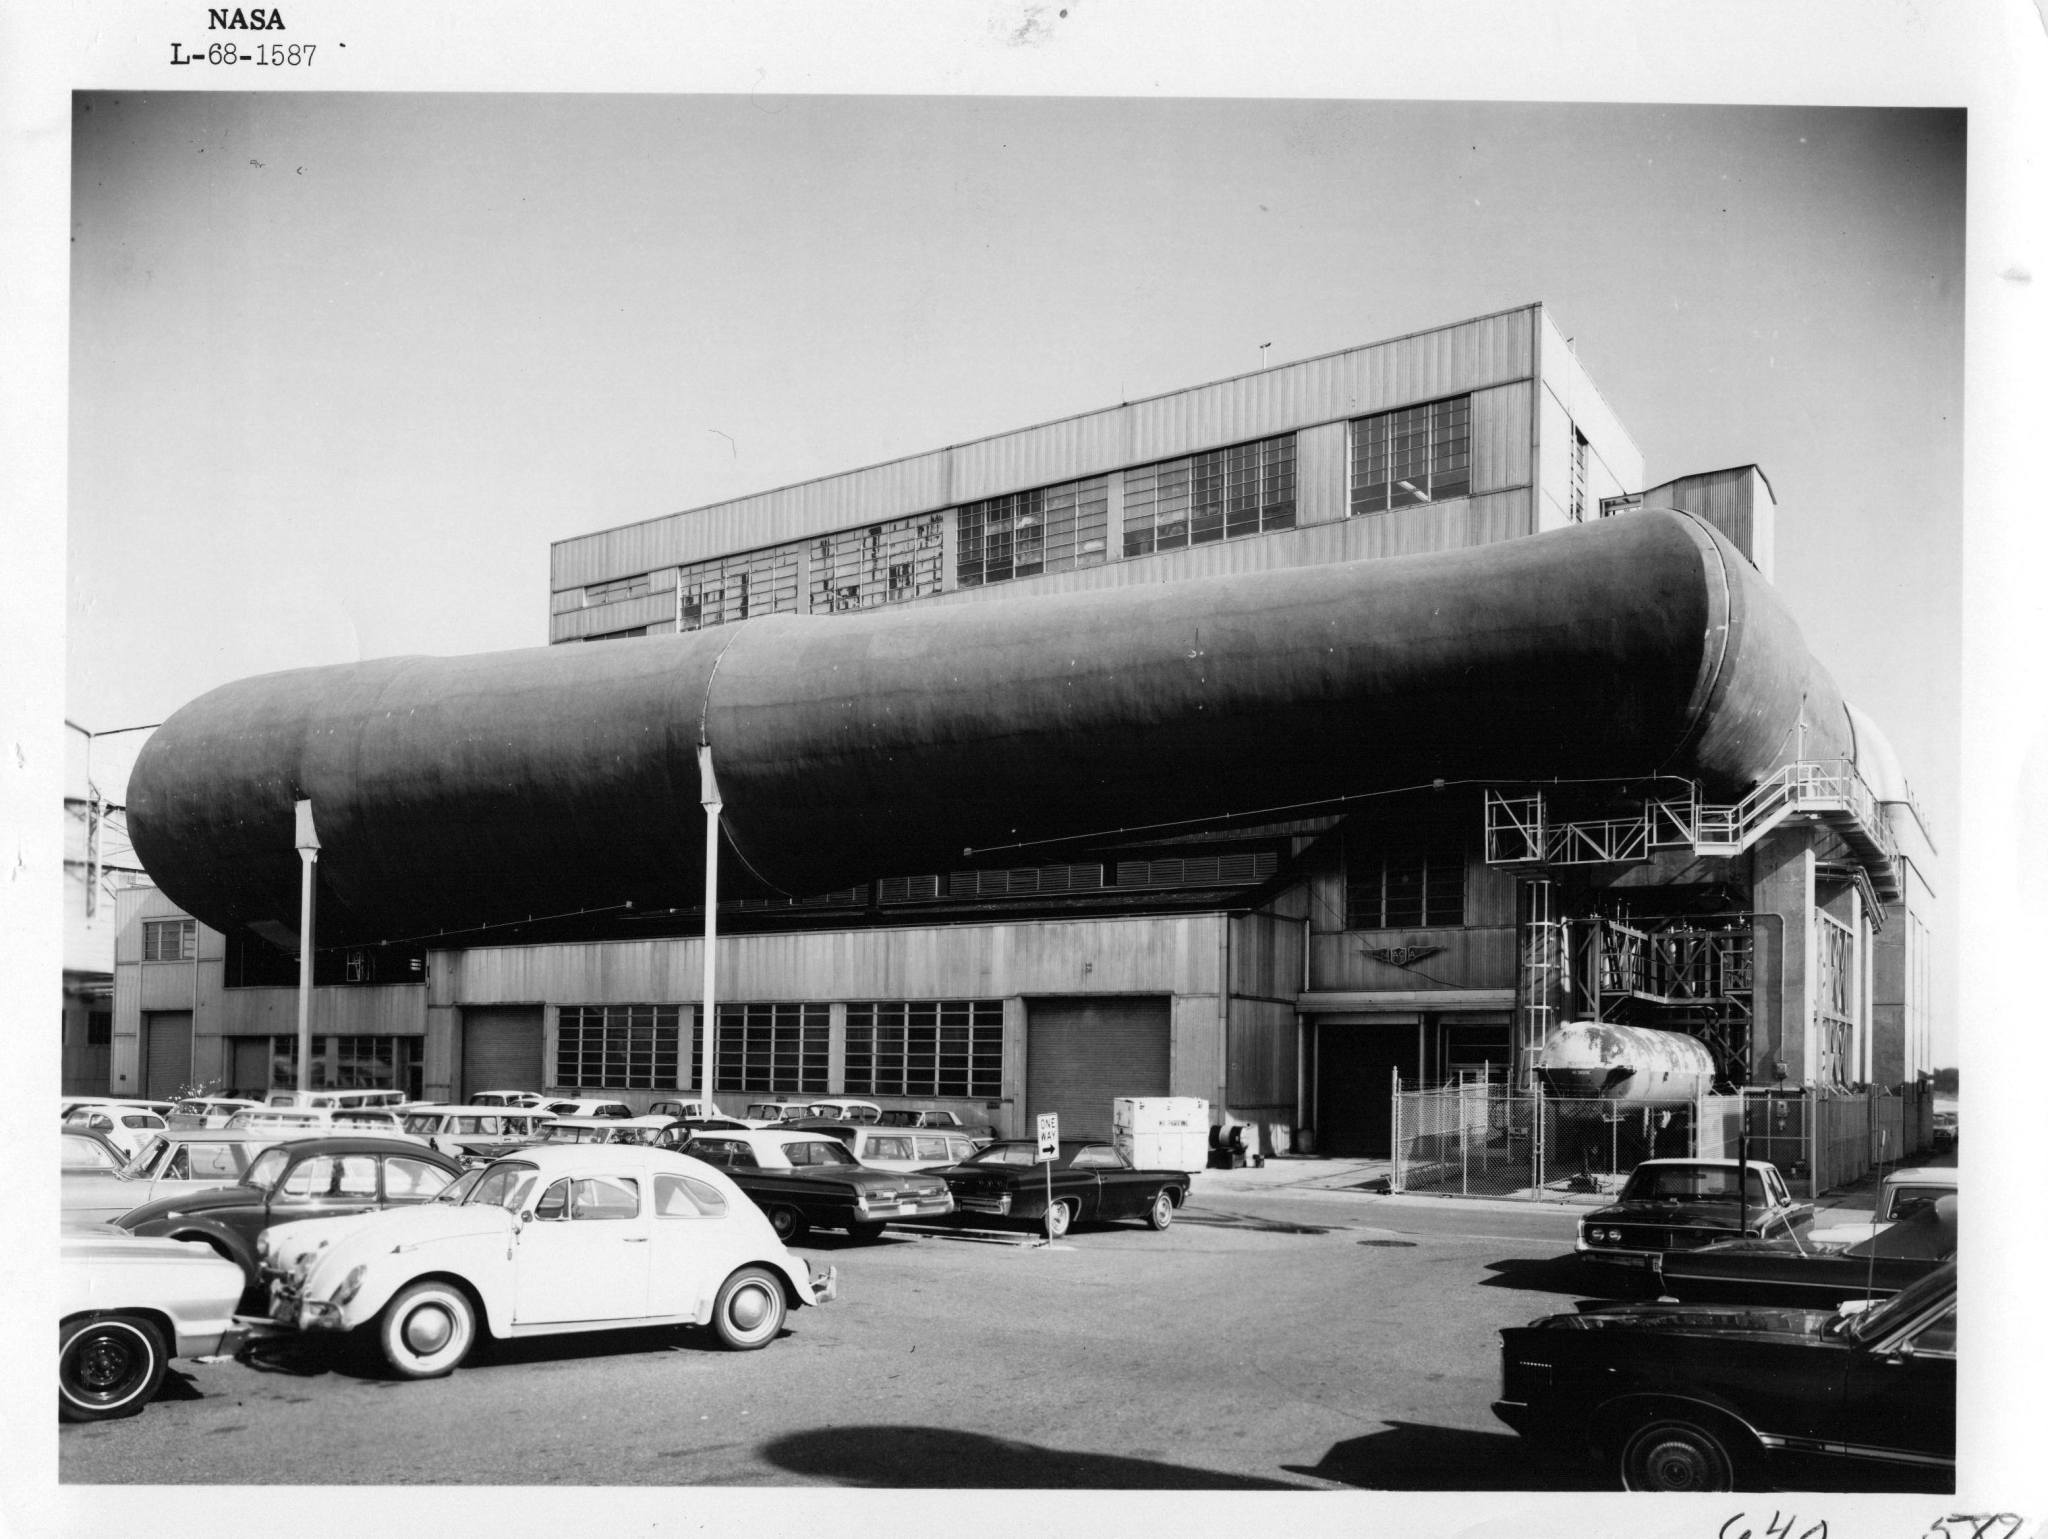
[113,1182,260,1227]
[1535,1300,1842,1344]
[266,1201,515,1269]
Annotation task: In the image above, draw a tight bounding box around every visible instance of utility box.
[1113,1096,1211,1175]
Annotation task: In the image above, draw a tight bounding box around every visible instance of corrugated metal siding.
[1295,421,1349,526]
[1471,380,1532,495]
[435,915,1224,1008]
[218,984,428,1037]
[1227,997,1298,1108]
[550,308,1541,594]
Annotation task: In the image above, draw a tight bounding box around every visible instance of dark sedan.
[1494,1261,1956,1491]
[678,1128,954,1242]
[110,1136,464,1301]
[1578,1158,1813,1278]
[1656,1193,1956,1305]
[937,1138,1188,1238]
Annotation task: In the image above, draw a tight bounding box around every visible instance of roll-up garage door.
[1025,996,1171,1140]
[142,1011,193,1100]
[231,1037,274,1098]
[462,1006,545,1098]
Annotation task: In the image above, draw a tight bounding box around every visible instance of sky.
[66,93,1967,1056]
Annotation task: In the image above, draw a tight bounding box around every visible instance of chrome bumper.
[809,1263,840,1305]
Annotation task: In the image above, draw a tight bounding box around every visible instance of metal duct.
[128,510,1853,944]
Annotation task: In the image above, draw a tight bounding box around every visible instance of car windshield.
[119,1137,172,1180]
[1882,1184,1952,1221]
[244,1144,294,1188]
[1619,1166,1774,1203]
[463,1162,540,1210]
[1841,1261,1957,1343]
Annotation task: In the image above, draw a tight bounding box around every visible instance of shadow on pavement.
[761,1424,1309,1489]
[1283,1420,1603,1491]
[1477,1254,1641,1300]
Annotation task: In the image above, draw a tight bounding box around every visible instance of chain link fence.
[1390,1079,1938,1201]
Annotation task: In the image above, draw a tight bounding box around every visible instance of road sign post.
[1037,1112,1058,1234]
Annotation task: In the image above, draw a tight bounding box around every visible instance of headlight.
[331,1264,368,1307]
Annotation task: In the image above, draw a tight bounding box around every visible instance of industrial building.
[110,303,1937,1159]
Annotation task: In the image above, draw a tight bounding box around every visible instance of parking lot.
[60,1172,1638,1490]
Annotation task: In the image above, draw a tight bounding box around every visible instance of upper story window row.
[957,475,1109,588]
[1123,434,1296,558]
[1349,395,1471,514]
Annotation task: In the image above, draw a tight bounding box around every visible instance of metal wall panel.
[217,984,427,1037]
[1308,925,1518,992]
[436,915,1225,1008]
[1538,310,1644,489]
[950,411,1131,505]
[1226,997,1299,1109]
[1295,421,1350,526]
[1471,381,1532,495]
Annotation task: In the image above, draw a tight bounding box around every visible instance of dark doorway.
[1315,1022,1419,1157]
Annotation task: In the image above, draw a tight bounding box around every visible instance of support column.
[1750,829,1816,1087]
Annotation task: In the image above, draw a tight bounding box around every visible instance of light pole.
[294,800,321,1093]
[698,745,721,1111]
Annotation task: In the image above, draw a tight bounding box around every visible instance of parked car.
[1656,1193,1956,1306]
[59,1230,253,1422]
[223,1106,414,1138]
[265,1088,410,1112]
[399,1105,557,1160]
[792,1121,981,1172]
[540,1097,634,1119]
[471,1090,548,1109]
[1493,1260,1956,1491]
[63,1104,171,1159]
[1576,1158,1813,1278]
[804,1099,882,1123]
[738,1100,814,1127]
[110,1136,466,1299]
[1929,1111,1958,1153]
[250,1144,838,1377]
[62,1097,175,1121]
[165,1097,264,1130]
[62,1127,130,1175]
[650,1116,755,1148]
[64,1130,316,1226]
[1806,1167,1959,1248]
[647,1097,722,1121]
[677,1128,955,1242]
[877,1107,998,1143]
[936,1138,1188,1239]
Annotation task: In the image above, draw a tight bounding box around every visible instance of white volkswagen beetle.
[251,1144,837,1378]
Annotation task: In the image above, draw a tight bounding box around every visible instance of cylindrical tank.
[129,510,1855,944]
[1533,1021,1719,1101]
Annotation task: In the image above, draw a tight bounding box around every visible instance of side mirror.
[518,1210,534,1227]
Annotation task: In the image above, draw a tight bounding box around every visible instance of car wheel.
[1618,1417,1738,1492]
[1144,1189,1176,1231]
[711,1266,787,1350]
[1043,1199,1074,1240]
[59,1314,167,1422]
[376,1280,477,1379]
[768,1206,809,1243]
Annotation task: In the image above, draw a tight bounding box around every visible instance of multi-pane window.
[583,573,652,607]
[1570,428,1589,523]
[143,918,196,962]
[556,1005,684,1090]
[843,1001,1003,1098]
[266,1035,425,1098]
[677,545,801,631]
[811,514,944,613]
[1123,435,1295,557]
[714,1003,828,1094]
[1345,843,1466,929]
[957,475,1110,587]
[1350,396,1471,514]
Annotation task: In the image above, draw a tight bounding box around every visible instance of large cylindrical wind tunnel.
[129,510,1854,945]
